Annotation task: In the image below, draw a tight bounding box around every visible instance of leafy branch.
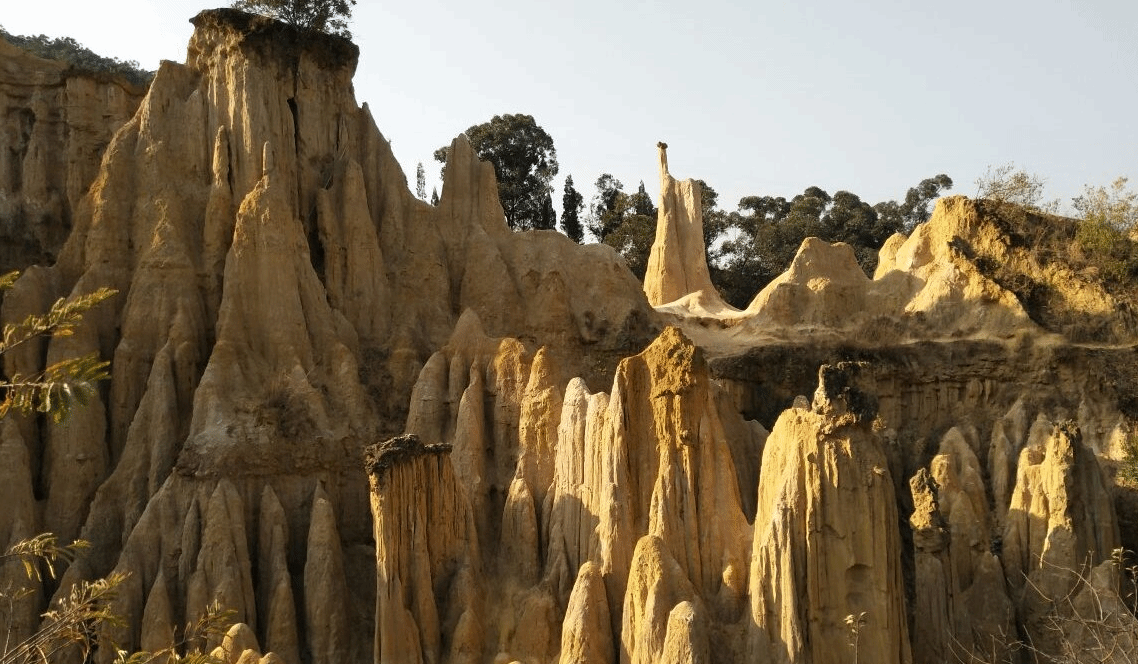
[1,534,232,664]
[1,534,90,583]
[0,272,116,423]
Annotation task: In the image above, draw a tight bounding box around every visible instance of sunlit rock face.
[748,363,911,664]
[386,323,761,664]
[643,142,727,312]
[2,8,1136,664]
[0,8,656,664]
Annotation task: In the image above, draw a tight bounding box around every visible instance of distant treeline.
[0,26,153,87]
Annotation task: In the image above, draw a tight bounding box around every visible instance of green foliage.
[584,177,658,278]
[695,180,728,263]
[587,174,628,241]
[231,0,357,38]
[1073,177,1138,231]
[536,192,556,231]
[561,175,585,243]
[897,174,955,230]
[1118,434,1138,489]
[435,114,559,231]
[0,273,116,423]
[0,27,152,87]
[1073,217,1137,283]
[710,175,952,307]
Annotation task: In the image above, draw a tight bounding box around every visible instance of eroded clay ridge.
[2,7,1137,664]
[1,9,653,664]
[0,37,145,273]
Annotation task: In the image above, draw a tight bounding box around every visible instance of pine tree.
[536,192,556,230]
[415,162,427,200]
[561,175,584,243]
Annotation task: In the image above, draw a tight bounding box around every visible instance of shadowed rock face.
[2,9,1136,664]
[0,38,145,274]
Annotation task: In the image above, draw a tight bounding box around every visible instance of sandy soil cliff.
[2,9,1137,664]
[0,38,145,274]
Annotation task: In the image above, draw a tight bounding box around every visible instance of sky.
[3,0,1136,218]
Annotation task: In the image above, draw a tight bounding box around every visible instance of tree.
[784,186,832,237]
[900,174,953,229]
[231,0,357,37]
[607,182,657,278]
[536,192,556,231]
[434,114,559,231]
[1073,176,1138,231]
[604,215,655,279]
[695,179,729,264]
[975,162,1059,212]
[415,162,426,201]
[0,27,152,87]
[1071,177,1138,283]
[561,175,585,243]
[711,173,954,307]
[587,174,627,240]
[430,187,439,206]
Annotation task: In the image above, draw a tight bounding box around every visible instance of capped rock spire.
[643,143,732,311]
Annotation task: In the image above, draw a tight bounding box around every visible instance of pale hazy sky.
[4,0,1136,216]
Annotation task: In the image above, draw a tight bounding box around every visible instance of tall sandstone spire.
[642,142,729,310]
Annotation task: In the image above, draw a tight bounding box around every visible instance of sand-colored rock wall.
[0,9,655,664]
[0,38,145,274]
[2,9,1136,664]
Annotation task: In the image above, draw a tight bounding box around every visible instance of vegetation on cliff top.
[966,166,1138,341]
[0,26,152,88]
[232,0,357,38]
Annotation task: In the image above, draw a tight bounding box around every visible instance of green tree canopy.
[537,192,557,231]
[231,0,357,37]
[587,174,627,240]
[434,114,559,231]
[0,26,152,87]
[608,181,658,278]
[711,174,953,307]
[561,175,585,243]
